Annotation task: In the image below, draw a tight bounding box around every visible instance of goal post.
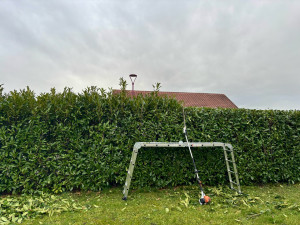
[122,142,241,200]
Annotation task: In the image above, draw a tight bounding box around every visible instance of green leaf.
[1,217,8,222]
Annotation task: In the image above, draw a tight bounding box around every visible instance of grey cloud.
[0,0,299,110]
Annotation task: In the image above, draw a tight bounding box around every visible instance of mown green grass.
[21,184,300,225]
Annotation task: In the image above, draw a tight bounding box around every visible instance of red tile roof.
[113,90,238,108]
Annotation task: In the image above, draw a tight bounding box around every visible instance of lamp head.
[129,74,137,83]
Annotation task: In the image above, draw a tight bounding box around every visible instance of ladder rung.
[230,181,238,185]
[224,149,233,152]
[231,187,238,192]
[226,160,235,163]
[231,187,242,194]
[228,170,236,174]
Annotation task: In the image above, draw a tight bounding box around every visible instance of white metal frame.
[122,142,241,200]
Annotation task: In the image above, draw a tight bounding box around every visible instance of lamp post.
[129,74,137,96]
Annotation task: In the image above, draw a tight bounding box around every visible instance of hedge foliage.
[0,82,299,194]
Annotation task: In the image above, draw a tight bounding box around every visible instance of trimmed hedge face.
[0,86,299,194]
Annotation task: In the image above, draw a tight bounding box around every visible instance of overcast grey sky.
[0,0,299,110]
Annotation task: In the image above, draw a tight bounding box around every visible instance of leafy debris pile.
[0,192,85,224]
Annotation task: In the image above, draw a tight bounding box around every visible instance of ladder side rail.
[122,144,140,200]
[223,145,234,190]
[139,142,228,148]
[229,146,242,194]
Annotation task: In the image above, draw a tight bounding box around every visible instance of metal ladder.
[122,142,242,200]
[223,145,241,194]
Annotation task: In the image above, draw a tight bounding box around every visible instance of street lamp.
[129,74,137,95]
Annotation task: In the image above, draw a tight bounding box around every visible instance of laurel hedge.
[0,83,299,194]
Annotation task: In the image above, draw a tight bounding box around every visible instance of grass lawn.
[11,184,300,224]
